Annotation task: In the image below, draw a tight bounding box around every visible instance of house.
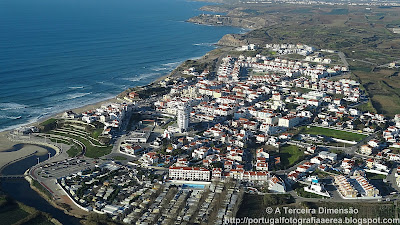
[278,116,301,128]
[121,144,143,155]
[212,168,222,180]
[141,152,159,165]
[256,134,268,143]
[306,146,318,154]
[368,139,380,148]
[366,158,375,169]
[268,176,286,193]
[256,148,270,159]
[256,162,268,171]
[128,91,139,99]
[388,153,400,161]
[287,171,301,182]
[62,110,77,119]
[341,158,355,174]
[334,175,357,198]
[175,158,189,167]
[354,176,379,197]
[310,156,324,165]
[192,147,210,159]
[360,145,373,155]
[319,151,337,161]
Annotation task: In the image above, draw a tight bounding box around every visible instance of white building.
[319,151,337,161]
[168,167,210,181]
[278,116,301,128]
[268,176,286,193]
[177,104,190,132]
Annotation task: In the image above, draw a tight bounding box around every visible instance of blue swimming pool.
[182,184,205,189]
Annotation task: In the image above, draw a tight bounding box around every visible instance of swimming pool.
[182,184,205,189]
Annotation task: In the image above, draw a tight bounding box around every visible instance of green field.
[66,145,81,157]
[301,126,366,142]
[279,145,304,168]
[366,172,386,180]
[49,124,113,158]
[50,131,111,158]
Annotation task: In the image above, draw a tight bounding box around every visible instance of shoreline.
[0,2,244,221]
[0,53,187,136]
[0,49,211,136]
[0,0,241,136]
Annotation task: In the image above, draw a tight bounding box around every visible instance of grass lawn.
[112,156,127,161]
[301,126,366,142]
[366,172,386,180]
[32,180,53,199]
[67,145,81,157]
[279,145,304,168]
[50,137,82,157]
[39,118,57,126]
[161,121,176,129]
[91,128,103,139]
[84,144,112,158]
[357,100,377,113]
[49,131,111,158]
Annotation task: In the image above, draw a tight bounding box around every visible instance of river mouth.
[1,144,56,175]
[1,179,82,225]
[1,143,26,153]
[0,144,81,225]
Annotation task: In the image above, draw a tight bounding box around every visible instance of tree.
[86,213,109,225]
[211,161,223,168]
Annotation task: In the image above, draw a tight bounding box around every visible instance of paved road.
[386,163,400,193]
[338,52,349,67]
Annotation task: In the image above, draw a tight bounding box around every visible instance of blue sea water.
[0,0,242,131]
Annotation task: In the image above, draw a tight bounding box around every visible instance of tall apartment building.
[177,104,190,132]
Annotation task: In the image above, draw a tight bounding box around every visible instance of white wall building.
[177,104,190,132]
[168,167,210,181]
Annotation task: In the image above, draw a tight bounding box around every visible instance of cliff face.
[217,34,248,47]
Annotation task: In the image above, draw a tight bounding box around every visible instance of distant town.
[7,42,400,224]
[240,0,400,7]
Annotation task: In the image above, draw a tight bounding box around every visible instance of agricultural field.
[0,196,55,225]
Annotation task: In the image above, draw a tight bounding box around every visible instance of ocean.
[0,0,242,131]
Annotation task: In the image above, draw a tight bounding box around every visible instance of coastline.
[0,2,244,221]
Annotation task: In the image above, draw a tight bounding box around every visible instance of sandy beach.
[0,68,173,171]
[0,132,50,170]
